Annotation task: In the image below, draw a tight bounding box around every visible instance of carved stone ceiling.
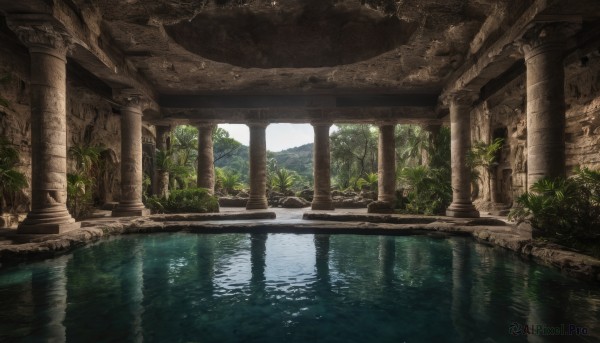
[92,0,500,95]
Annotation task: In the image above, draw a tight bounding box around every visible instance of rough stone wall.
[471,50,600,211]
[0,22,123,213]
[565,51,600,172]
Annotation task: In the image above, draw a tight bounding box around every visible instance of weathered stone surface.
[367,200,394,214]
[281,197,310,208]
[218,196,248,207]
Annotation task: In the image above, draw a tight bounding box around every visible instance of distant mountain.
[271,143,313,180]
[214,142,314,183]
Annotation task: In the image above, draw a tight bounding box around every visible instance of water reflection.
[0,234,598,342]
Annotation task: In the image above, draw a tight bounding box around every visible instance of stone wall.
[0,21,123,214]
[471,50,600,212]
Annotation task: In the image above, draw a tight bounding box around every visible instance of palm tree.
[467,138,504,202]
[357,172,378,192]
[218,169,243,195]
[271,168,295,194]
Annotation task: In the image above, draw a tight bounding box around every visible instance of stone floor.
[0,208,598,283]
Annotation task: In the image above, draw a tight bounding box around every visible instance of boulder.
[298,188,314,201]
[360,190,377,200]
[281,196,310,208]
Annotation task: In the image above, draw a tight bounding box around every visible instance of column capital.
[194,122,217,130]
[449,90,478,106]
[114,89,146,110]
[247,121,269,129]
[7,18,73,59]
[517,22,580,60]
[310,120,333,127]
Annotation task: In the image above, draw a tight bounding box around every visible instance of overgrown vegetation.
[0,139,27,214]
[146,188,219,214]
[467,138,504,201]
[67,144,103,219]
[509,168,600,257]
[397,127,452,215]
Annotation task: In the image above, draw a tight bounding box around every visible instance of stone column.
[196,124,216,193]
[311,122,334,210]
[446,92,479,218]
[9,22,80,234]
[112,95,150,217]
[246,123,268,210]
[153,125,171,197]
[374,124,396,211]
[521,24,571,187]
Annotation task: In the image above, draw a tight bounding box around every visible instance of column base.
[368,200,394,214]
[18,221,80,234]
[246,197,268,210]
[446,202,480,218]
[311,200,334,211]
[112,206,150,217]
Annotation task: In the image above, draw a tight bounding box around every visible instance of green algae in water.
[0,233,599,342]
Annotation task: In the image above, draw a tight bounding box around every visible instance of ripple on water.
[0,233,598,343]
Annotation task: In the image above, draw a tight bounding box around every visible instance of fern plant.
[0,139,27,214]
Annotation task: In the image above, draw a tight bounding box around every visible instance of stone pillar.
[196,124,216,193]
[377,124,396,207]
[311,122,334,210]
[153,125,171,197]
[9,21,80,234]
[446,92,479,218]
[246,123,268,210]
[521,24,571,187]
[112,95,150,217]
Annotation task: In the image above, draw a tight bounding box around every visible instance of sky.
[218,123,338,152]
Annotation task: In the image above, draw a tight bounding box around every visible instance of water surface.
[0,233,598,342]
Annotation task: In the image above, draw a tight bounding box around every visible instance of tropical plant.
[0,139,27,214]
[67,171,93,219]
[356,172,378,192]
[399,165,452,215]
[213,127,242,163]
[271,168,296,193]
[145,188,219,214]
[330,125,378,189]
[217,169,244,195]
[467,138,504,201]
[67,144,105,218]
[68,145,102,174]
[171,125,198,168]
[509,168,600,256]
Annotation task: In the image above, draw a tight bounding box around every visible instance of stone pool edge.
[0,212,598,283]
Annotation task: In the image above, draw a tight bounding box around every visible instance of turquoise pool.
[0,233,598,342]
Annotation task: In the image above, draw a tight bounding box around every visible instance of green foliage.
[172,125,198,165]
[467,138,504,200]
[67,172,94,219]
[0,139,27,214]
[331,125,378,189]
[396,125,430,167]
[509,168,600,256]
[356,172,378,192]
[213,127,242,163]
[145,188,219,214]
[399,165,452,215]
[215,168,244,195]
[270,167,296,193]
[67,144,104,219]
[69,145,102,174]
